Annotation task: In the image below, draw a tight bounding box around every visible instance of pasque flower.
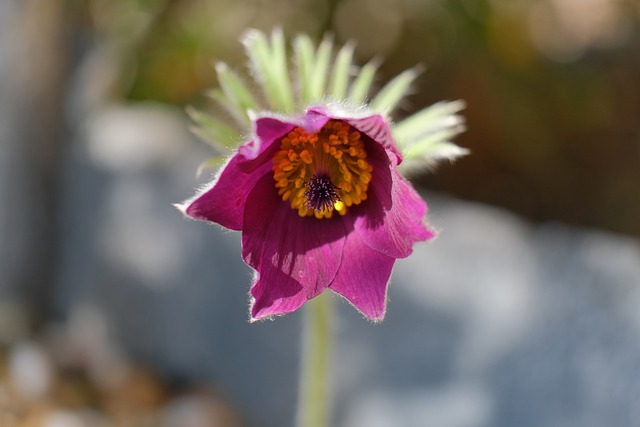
[179,29,466,321]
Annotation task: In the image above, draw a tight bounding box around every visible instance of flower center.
[304,174,340,213]
[272,120,373,219]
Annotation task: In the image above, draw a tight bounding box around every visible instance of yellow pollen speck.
[272,120,373,219]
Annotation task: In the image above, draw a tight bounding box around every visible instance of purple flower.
[180,105,435,321]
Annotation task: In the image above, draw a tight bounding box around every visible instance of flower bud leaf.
[309,35,333,102]
[371,67,422,113]
[348,59,380,103]
[243,28,294,113]
[186,106,240,150]
[214,62,259,126]
[393,100,466,144]
[293,34,316,105]
[329,41,355,100]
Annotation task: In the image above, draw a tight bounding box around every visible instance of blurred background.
[1,0,639,426]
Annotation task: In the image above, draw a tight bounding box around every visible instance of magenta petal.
[329,231,395,321]
[239,113,330,163]
[354,143,435,258]
[344,114,403,164]
[307,106,403,164]
[239,117,295,162]
[297,110,331,134]
[183,116,298,229]
[242,174,347,320]
[249,268,309,320]
[183,155,272,230]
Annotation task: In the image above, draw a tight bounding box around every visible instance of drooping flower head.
[179,29,466,322]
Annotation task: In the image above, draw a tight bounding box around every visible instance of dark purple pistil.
[304,174,340,213]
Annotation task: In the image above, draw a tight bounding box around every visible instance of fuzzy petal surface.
[353,137,435,258]
[183,116,299,229]
[184,155,272,230]
[238,117,295,162]
[329,230,395,321]
[242,174,348,320]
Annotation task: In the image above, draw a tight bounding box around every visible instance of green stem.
[296,292,332,427]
